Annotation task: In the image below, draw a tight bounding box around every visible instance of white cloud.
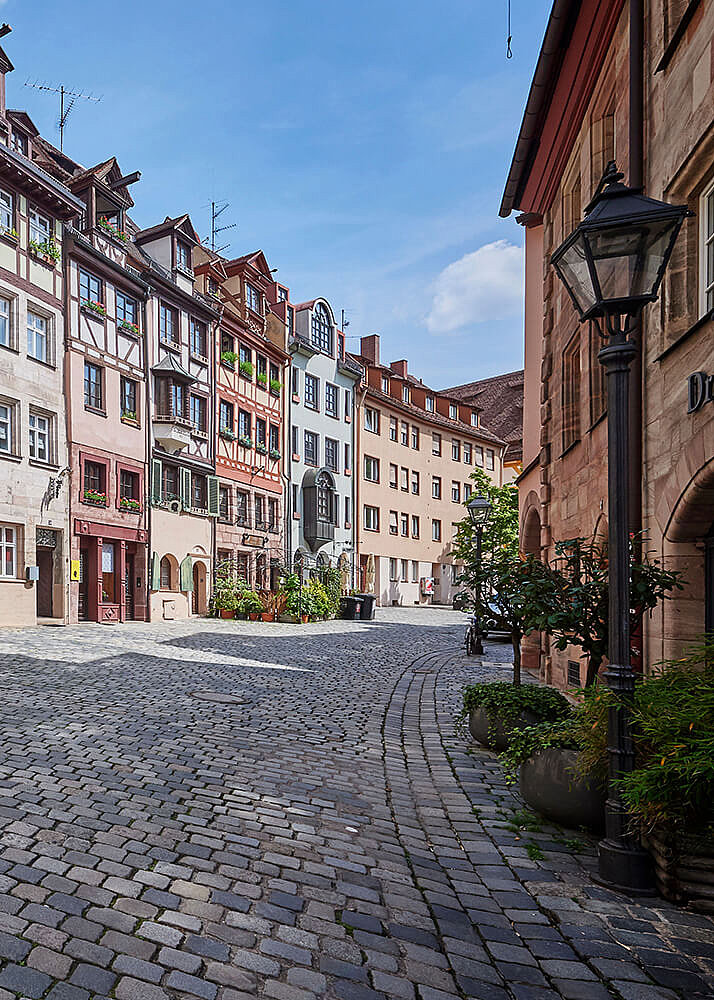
[425,240,524,334]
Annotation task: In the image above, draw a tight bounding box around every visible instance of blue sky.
[5,0,550,387]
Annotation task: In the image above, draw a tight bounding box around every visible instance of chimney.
[360,334,380,366]
[390,359,408,378]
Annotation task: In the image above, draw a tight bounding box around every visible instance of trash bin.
[340,596,362,620]
[356,593,376,620]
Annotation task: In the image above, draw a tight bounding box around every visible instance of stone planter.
[645,825,714,913]
[468,706,541,752]
[519,747,605,831]
[219,609,233,620]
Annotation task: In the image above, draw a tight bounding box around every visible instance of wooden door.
[78,549,89,621]
[125,553,135,621]
[36,549,53,618]
[192,563,199,614]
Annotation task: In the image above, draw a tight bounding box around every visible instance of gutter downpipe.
[629,0,643,543]
[142,293,152,622]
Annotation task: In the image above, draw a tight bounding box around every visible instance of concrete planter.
[468,706,542,751]
[644,825,714,912]
[520,747,606,831]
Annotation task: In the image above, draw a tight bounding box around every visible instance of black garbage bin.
[340,596,362,620]
[356,593,376,620]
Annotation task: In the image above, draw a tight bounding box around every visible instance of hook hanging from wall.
[506,0,513,58]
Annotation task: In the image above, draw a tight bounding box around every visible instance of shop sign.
[688,371,714,413]
[70,560,80,582]
[243,534,267,548]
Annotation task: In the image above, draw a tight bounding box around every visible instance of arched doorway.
[520,496,543,678]
[191,561,207,615]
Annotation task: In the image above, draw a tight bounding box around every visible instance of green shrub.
[461,681,570,729]
[238,590,265,615]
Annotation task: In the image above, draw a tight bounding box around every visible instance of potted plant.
[239,360,254,378]
[239,590,265,620]
[121,409,137,422]
[269,378,282,395]
[98,216,128,241]
[256,442,267,455]
[257,372,268,387]
[29,237,60,263]
[216,592,238,619]
[460,681,571,752]
[83,488,107,506]
[269,448,281,461]
[219,427,236,441]
[119,496,142,513]
[82,298,107,317]
[119,319,140,336]
[221,350,237,368]
[238,435,252,449]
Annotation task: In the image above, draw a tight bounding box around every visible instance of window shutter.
[151,459,162,505]
[180,555,193,591]
[180,467,192,510]
[207,475,220,516]
[151,552,160,591]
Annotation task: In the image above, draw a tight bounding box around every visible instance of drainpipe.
[142,294,152,622]
[61,234,73,624]
[628,0,643,541]
[282,357,292,572]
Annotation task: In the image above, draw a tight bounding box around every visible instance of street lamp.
[551,161,691,894]
[467,493,493,655]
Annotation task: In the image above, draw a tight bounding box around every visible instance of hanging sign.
[243,534,267,548]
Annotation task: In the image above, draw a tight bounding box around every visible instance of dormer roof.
[7,109,39,137]
[135,214,201,246]
[223,249,273,281]
[0,45,14,75]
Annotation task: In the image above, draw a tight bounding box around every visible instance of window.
[190,318,207,358]
[325,437,338,472]
[171,383,185,419]
[389,558,398,581]
[269,498,279,531]
[11,130,27,156]
[191,395,206,432]
[0,401,15,454]
[475,445,484,467]
[400,559,408,582]
[400,513,409,537]
[562,334,581,450]
[486,448,495,471]
[27,311,48,363]
[292,425,299,455]
[452,439,460,461]
[192,473,207,510]
[432,519,442,542]
[591,111,615,198]
[239,343,252,368]
[79,269,102,307]
[270,363,279,385]
[364,455,380,482]
[160,304,178,345]
[304,430,318,466]
[464,483,472,501]
[311,302,332,353]
[291,366,300,397]
[471,411,479,427]
[400,467,409,492]
[451,481,460,503]
[400,421,408,446]
[562,155,582,239]
[325,383,338,417]
[162,464,179,500]
[411,426,419,449]
[305,374,319,410]
[700,178,714,315]
[29,207,50,245]
[121,377,137,419]
[277,287,287,302]
[269,424,279,453]
[84,362,103,410]
[221,331,234,357]
[218,485,231,522]
[236,491,249,526]
[0,525,17,577]
[389,416,398,441]
[286,305,294,338]
[411,515,420,538]
[160,556,172,589]
[389,464,398,489]
[344,496,351,525]
[84,460,105,495]
[0,189,12,234]
[238,409,252,440]
[255,495,266,528]
[344,443,351,472]
[432,476,441,499]
[589,321,607,423]
[344,389,351,419]
[117,291,138,329]
[382,375,390,393]
[463,443,472,464]
[256,354,267,381]
[402,385,410,403]
[176,240,191,272]
[246,282,261,313]
[364,505,379,531]
[120,469,139,502]
[364,407,380,434]
[432,433,441,456]
[449,403,457,419]
[219,400,234,432]
[0,295,10,348]
[426,396,434,412]
[28,411,50,462]
[411,471,419,495]
[389,510,398,535]
[256,418,267,447]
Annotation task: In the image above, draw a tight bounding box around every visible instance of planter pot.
[301,615,309,624]
[645,825,714,912]
[520,748,606,832]
[219,609,233,619]
[260,612,273,622]
[248,613,260,621]
[278,613,299,623]
[468,706,541,752]
[234,612,248,620]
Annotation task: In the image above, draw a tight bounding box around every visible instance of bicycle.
[464,613,484,656]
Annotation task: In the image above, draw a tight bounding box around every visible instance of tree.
[522,535,685,687]
[453,470,549,685]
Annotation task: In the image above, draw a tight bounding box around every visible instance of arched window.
[160,556,172,589]
[311,303,332,355]
[316,470,336,525]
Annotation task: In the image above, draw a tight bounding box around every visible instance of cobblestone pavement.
[0,608,711,1000]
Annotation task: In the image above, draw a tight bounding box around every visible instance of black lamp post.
[467,493,493,656]
[551,161,691,893]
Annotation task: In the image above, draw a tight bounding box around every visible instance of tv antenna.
[209,200,237,254]
[24,80,102,152]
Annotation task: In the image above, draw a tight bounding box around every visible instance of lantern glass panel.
[554,235,597,315]
[588,218,679,305]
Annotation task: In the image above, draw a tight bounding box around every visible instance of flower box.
[0,226,18,243]
[29,238,60,263]
[239,361,254,378]
[270,379,282,395]
[121,410,138,423]
[98,217,127,242]
[220,428,236,441]
[256,443,268,455]
[257,374,268,387]
[83,489,106,506]
[238,436,252,448]
[119,497,142,513]
[269,449,281,461]
[82,299,107,318]
[221,351,237,368]
[119,319,140,337]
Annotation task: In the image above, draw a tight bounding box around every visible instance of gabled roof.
[152,353,196,383]
[224,249,273,280]
[135,214,201,246]
[444,370,524,461]
[68,156,137,207]
[7,109,39,137]
[0,45,14,75]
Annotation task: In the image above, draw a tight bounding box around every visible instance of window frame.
[0,524,18,578]
[0,398,17,456]
[364,455,380,482]
[699,176,714,317]
[84,361,104,411]
[27,309,50,365]
[363,505,380,532]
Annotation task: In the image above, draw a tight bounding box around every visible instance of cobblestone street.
[0,608,710,1000]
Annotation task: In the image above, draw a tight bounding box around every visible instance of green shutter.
[180,555,193,591]
[180,468,192,510]
[207,475,219,516]
[151,460,162,504]
[151,552,160,591]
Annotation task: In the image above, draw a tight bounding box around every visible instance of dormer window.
[402,385,410,403]
[176,241,192,274]
[471,411,478,427]
[382,376,390,394]
[29,207,51,245]
[246,282,261,314]
[286,305,294,338]
[449,403,457,419]
[11,131,27,157]
[0,189,13,236]
[277,287,288,302]
[311,302,332,355]
[426,396,435,412]
[207,276,219,296]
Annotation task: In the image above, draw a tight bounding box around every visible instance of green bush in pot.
[459,681,570,751]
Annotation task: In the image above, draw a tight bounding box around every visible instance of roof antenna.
[209,200,237,254]
[24,80,102,152]
[506,0,513,58]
